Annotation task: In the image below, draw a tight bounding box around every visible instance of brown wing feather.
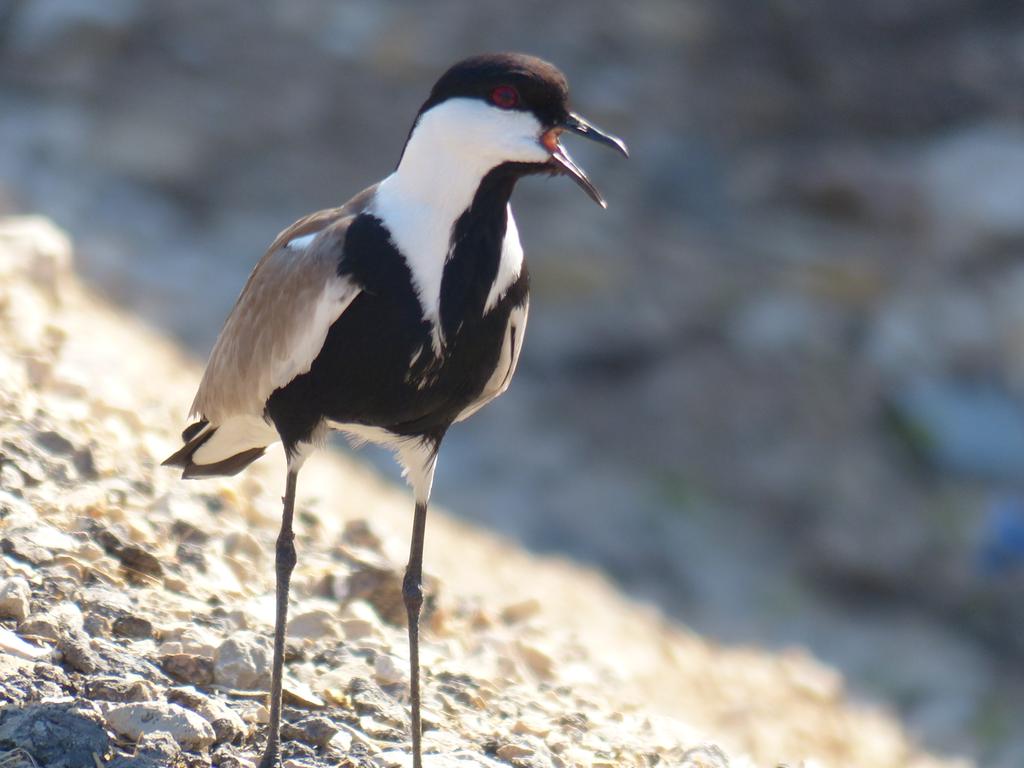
[189,185,376,423]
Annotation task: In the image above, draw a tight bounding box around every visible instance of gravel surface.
[0,218,965,767]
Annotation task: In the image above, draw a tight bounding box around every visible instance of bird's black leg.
[403,499,429,768]
[258,467,299,768]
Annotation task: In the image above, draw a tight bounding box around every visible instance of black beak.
[546,112,629,208]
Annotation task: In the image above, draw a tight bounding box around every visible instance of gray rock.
[77,583,136,618]
[287,608,339,640]
[117,544,164,579]
[82,612,112,637]
[136,730,182,759]
[280,715,340,749]
[339,553,405,626]
[0,627,50,661]
[1,533,54,565]
[373,653,407,686]
[84,675,158,702]
[0,703,109,768]
[34,428,75,455]
[166,686,246,745]
[112,614,154,639]
[0,576,31,621]
[89,636,168,680]
[214,631,271,690]
[57,629,101,674]
[18,601,82,643]
[161,652,215,685]
[210,745,257,768]
[103,701,216,750]
[341,518,385,551]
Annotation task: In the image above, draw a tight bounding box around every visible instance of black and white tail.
[162,418,269,479]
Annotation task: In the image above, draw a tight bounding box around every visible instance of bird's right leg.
[258,467,299,768]
[403,497,429,768]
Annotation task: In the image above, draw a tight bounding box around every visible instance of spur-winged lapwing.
[164,52,627,768]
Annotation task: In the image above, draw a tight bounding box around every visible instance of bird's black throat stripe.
[266,164,532,455]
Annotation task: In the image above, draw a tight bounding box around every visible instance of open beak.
[543,112,629,208]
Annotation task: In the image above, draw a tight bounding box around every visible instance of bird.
[163,52,627,768]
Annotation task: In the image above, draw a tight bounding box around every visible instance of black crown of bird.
[163,52,627,768]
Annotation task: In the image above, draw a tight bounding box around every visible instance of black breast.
[265,211,529,452]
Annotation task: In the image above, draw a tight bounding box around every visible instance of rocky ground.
[2,9,1024,764]
[3,2,1024,763]
[0,219,965,766]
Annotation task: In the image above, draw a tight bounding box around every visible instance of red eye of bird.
[490,85,519,109]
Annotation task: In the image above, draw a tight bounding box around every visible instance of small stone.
[112,614,154,639]
[32,660,72,691]
[224,530,264,561]
[339,600,384,641]
[280,714,340,749]
[0,626,50,660]
[17,614,61,642]
[83,612,111,637]
[287,609,339,640]
[167,686,247,744]
[0,703,109,768]
[500,598,541,625]
[162,653,215,685]
[162,625,220,659]
[341,556,405,626]
[341,519,384,551]
[211,745,257,768]
[0,576,31,621]
[283,680,325,709]
[176,541,207,570]
[1,532,53,565]
[214,631,271,690]
[512,717,552,737]
[58,630,101,673]
[136,730,182,760]
[373,653,408,686]
[164,574,189,592]
[84,675,158,702]
[517,640,555,679]
[328,728,352,752]
[104,701,216,750]
[497,742,534,761]
[20,601,83,642]
[76,541,106,561]
[117,544,163,578]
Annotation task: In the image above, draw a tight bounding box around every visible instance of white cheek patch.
[411,98,550,168]
[373,97,545,343]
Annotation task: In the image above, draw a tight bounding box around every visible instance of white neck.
[371,98,546,350]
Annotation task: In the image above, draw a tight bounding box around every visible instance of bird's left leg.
[401,447,438,768]
[259,466,299,768]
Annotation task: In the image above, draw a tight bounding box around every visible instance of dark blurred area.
[3,0,1024,764]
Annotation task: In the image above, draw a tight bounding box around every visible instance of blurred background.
[2,0,1024,764]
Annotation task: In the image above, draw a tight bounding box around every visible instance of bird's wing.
[190,187,375,423]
